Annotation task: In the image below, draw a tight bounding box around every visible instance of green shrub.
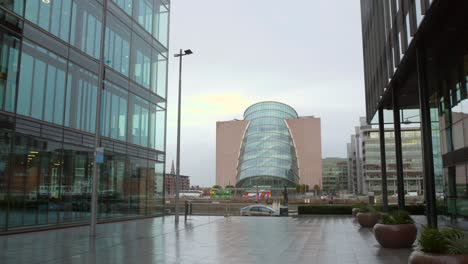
[418,226,467,254]
[298,204,426,215]
[375,205,425,215]
[381,210,414,225]
[447,235,468,254]
[358,205,377,213]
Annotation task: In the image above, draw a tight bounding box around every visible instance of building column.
[355,134,362,194]
[392,86,405,209]
[416,46,438,228]
[378,108,389,212]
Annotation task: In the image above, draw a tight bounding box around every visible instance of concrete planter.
[409,251,468,264]
[352,208,361,217]
[373,223,417,248]
[356,212,379,228]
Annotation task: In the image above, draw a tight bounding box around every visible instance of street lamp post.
[90,0,108,237]
[174,49,193,223]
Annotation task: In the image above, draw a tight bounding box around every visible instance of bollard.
[184,200,188,222]
[189,202,192,215]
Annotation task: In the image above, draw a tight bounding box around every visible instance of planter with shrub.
[352,207,361,217]
[373,210,416,248]
[356,205,380,228]
[409,227,468,264]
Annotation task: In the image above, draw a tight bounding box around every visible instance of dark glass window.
[0,130,13,230]
[17,41,67,125]
[70,0,102,59]
[25,0,72,42]
[0,31,20,113]
[61,144,93,223]
[462,54,468,148]
[64,63,98,133]
[8,136,63,228]
[0,1,24,16]
[98,152,127,218]
[101,81,128,141]
[112,0,132,15]
[131,34,151,88]
[104,13,130,76]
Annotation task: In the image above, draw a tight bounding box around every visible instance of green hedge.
[298,205,353,215]
[298,204,426,215]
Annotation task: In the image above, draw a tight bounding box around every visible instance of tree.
[212,185,222,189]
[313,184,321,196]
[296,184,301,193]
[225,185,234,189]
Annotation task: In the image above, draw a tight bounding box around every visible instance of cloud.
[167,92,254,128]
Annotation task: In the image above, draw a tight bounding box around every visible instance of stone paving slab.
[0,216,414,264]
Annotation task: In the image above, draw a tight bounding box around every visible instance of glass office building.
[0,0,169,233]
[236,102,299,188]
[322,158,348,195]
[360,0,468,229]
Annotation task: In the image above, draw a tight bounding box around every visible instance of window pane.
[98,152,127,218]
[105,13,130,76]
[44,66,57,123]
[65,63,98,133]
[0,0,24,15]
[131,34,151,88]
[25,0,72,42]
[136,0,153,33]
[155,110,165,151]
[153,1,169,47]
[415,0,424,26]
[130,95,150,147]
[8,136,63,228]
[151,52,167,97]
[17,41,67,124]
[455,165,467,197]
[0,32,20,113]
[112,0,132,15]
[61,144,93,223]
[101,81,128,141]
[70,0,102,59]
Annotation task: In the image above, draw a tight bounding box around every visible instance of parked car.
[240,205,279,216]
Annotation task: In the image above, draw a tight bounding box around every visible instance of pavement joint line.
[28,217,227,264]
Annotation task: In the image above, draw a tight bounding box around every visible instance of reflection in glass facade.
[363,129,424,195]
[0,0,169,233]
[322,158,348,195]
[236,102,299,188]
[360,0,466,229]
[437,53,468,228]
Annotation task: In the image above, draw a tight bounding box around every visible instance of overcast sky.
[165,0,366,187]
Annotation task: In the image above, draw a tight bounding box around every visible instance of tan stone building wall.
[286,117,322,188]
[216,117,322,188]
[215,120,249,187]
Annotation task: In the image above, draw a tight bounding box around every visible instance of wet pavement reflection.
[0,216,412,264]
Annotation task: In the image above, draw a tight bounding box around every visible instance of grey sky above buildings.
[165,0,365,187]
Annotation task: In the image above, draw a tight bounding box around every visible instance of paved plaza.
[0,216,414,264]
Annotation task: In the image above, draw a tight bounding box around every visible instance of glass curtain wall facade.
[322,158,348,195]
[236,102,299,189]
[360,0,467,228]
[363,129,424,195]
[0,0,169,233]
[438,54,468,228]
